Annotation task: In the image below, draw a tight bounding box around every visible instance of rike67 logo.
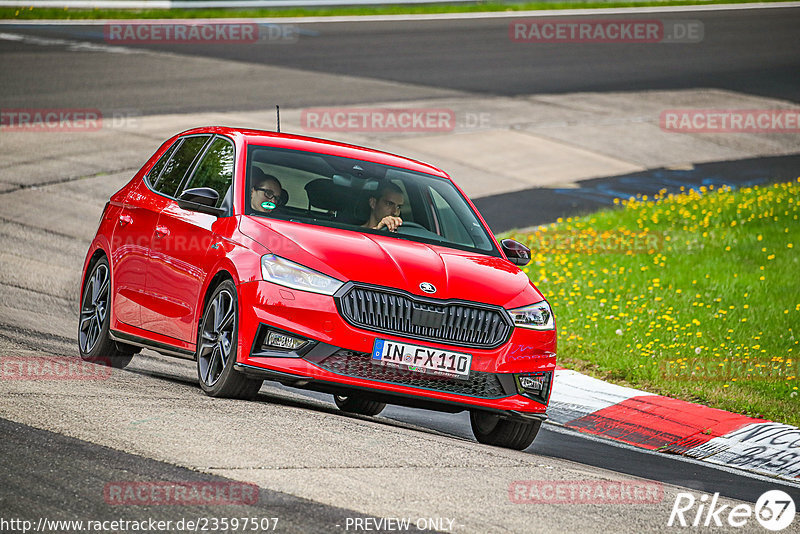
[668,490,796,531]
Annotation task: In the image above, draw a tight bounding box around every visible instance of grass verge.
[0,0,794,20]
[502,179,800,427]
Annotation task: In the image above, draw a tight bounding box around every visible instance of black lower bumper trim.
[233,363,548,421]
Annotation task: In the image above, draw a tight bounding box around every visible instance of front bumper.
[236,281,556,417]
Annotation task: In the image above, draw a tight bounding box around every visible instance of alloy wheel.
[198,289,235,387]
[79,262,110,354]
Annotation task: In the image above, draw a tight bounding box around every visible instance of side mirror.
[501,238,531,266]
[177,187,224,216]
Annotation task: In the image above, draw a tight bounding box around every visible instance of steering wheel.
[384,221,426,233]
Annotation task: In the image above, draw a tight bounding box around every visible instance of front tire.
[78,256,134,369]
[334,394,386,416]
[470,410,541,450]
[196,280,262,399]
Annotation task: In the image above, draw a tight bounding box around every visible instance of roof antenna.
[276,105,281,133]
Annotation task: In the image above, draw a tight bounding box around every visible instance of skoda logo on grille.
[419,282,437,294]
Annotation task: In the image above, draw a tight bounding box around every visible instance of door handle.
[119,214,133,226]
[155,225,170,238]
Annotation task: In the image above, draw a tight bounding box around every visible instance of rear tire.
[334,394,386,416]
[78,256,134,369]
[196,280,262,399]
[470,410,541,450]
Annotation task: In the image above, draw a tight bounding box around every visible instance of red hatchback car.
[79,126,556,449]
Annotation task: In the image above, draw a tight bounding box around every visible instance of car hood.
[240,217,543,308]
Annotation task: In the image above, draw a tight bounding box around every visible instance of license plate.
[371,339,472,380]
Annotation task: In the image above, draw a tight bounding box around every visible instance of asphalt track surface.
[274,386,800,505]
[2,5,800,532]
[0,418,400,534]
[0,7,799,114]
[2,381,800,529]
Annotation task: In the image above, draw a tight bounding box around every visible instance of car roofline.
[174,126,451,180]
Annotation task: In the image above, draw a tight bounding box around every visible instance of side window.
[391,180,413,222]
[146,140,179,188]
[152,135,210,198]
[429,186,473,246]
[183,137,234,208]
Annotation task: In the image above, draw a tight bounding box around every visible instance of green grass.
[0,0,794,20]
[502,180,800,427]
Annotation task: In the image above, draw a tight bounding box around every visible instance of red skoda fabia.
[79,126,556,449]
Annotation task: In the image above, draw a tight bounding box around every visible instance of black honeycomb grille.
[315,350,508,399]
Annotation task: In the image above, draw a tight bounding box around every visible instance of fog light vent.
[520,375,544,391]
[515,371,552,405]
[264,330,307,351]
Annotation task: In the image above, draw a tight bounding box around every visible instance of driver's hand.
[375,216,403,232]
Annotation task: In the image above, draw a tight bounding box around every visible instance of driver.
[362,182,404,232]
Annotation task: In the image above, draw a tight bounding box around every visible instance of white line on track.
[0,30,142,52]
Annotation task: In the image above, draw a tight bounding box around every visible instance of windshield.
[245,145,500,256]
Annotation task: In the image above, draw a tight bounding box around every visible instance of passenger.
[250,168,285,213]
[362,182,404,232]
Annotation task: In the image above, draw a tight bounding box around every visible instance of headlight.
[509,301,555,330]
[261,254,343,295]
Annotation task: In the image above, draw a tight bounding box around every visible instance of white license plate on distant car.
[371,339,471,380]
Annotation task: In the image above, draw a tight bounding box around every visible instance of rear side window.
[151,135,210,198]
[183,136,234,208]
[146,141,179,186]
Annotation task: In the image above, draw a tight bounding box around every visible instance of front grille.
[315,350,508,399]
[336,285,512,349]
